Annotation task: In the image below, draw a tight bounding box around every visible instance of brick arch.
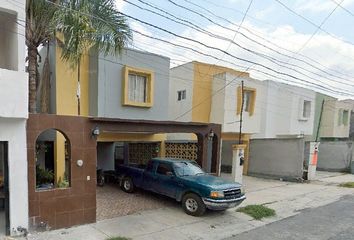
[27,114,96,230]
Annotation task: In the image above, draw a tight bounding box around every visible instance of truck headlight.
[210,191,224,198]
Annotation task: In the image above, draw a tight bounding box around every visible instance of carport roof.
[90,117,212,126]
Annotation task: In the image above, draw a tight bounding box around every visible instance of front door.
[0,142,9,236]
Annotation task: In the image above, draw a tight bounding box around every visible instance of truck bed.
[116,163,145,187]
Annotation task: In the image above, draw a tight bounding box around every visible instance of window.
[303,100,311,118]
[35,129,71,190]
[177,90,186,101]
[237,87,256,116]
[243,91,252,112]
[343,110,349,126]
[338,109,349,126]
[156,163,173,176]
[123,66,154,107]
[128,73,147,103]
[0,11,18,71]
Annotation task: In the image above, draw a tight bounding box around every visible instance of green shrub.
[36,165,54,186]
[237,204,276,220]
[339,182,354,188]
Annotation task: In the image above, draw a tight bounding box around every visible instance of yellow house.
[39,45,175,177]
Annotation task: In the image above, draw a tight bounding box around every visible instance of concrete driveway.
[24,173,354,240]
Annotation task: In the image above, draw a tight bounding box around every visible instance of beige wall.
[320,100,352,138]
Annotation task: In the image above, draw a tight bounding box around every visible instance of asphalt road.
[225,195,354,240]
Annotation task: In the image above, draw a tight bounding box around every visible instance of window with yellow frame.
[237,86,256,116]
[122,66,154,107]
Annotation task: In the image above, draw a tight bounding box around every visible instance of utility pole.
[239,80,244,144]
[315,99,325,142]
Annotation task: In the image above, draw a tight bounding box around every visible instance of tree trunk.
[77,58,81,116]
[39,44,50,113]
[28,46,38,113]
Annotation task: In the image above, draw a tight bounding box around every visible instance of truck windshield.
[173,162,205,176]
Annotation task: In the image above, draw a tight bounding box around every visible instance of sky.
[115,0,354,99]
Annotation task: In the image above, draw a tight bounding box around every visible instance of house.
[0,1,28,236]
[253,80,316,140]
[169,61,262,174]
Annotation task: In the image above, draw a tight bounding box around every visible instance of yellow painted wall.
[221,133,250,174]
[55,46,90,116]
[98,133,167,157]
[192,62,249,123]
[54,132,66,184]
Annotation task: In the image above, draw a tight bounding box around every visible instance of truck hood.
[182,174,241,190]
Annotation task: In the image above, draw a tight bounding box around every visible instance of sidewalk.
[22,173,354,240]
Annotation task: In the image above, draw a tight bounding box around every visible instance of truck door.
[155,163,177,198]
[142,161,156,192]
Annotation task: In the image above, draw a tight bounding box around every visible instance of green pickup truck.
[117,158,245,216]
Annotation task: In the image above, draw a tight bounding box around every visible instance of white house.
[253,80,316,139]
[0,1,28,236]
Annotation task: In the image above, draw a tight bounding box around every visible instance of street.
[226,195,354,240]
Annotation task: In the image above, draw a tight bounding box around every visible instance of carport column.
[231,144,246,184]
[197,133,208,171]
[308,142,320,180]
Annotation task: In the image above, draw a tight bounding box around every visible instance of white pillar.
[307,142,320,180]
[231,144,246,184]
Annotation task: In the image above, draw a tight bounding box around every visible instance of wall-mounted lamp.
[77,159,84,167]
[92,126,100,138]
[206,129,214,141]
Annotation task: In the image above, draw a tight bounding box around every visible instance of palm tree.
[26,0,57,113]
[53,0,132,115]
[26,0,132,113]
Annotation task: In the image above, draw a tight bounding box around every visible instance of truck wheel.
[121,177,135,193]
[182,193,206,216]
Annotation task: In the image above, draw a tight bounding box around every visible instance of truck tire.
[121,177,135,193]
[182,193,206,216]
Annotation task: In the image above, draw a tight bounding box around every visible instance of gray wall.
[249,138,304,180]
[221,140,238,172]
[317,141,352,172]
[90,48,170,120]
[97,142,115,171]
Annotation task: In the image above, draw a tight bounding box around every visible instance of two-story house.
[169,61,262,174]
[0,2,28,236]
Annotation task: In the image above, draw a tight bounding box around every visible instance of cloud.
[115,0,126,12]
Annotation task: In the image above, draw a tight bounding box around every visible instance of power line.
[171,0,354,80]
[124,0,354,90]
[43,0,354,124]
[330,0,354,16]
[122,13,354,96]
[131,28,354,96]
[10,0,354,97]
[292,0,344,54]
[273,0,354,47]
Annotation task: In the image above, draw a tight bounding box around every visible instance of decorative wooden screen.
[165,142,198,160]
[128,142,159,165]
